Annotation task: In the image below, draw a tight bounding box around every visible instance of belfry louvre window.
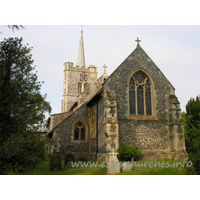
[74,121,85,141]
[78,83,82,94]
[129,71,152,116]
[84,83,88,90]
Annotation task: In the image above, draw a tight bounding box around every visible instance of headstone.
[107,147,120,175]
[50,154,62,171]
[121,162,132,172]
[66,162,72,169]
[64,152,75,167]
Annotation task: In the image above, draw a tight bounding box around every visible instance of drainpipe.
[95,101,98,159]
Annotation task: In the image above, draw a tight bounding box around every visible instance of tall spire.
[76,27,85,67]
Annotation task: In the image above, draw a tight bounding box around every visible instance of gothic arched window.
[78,83,82,94]
[74,121,86,141]
[84,83,88,90]
[129,71,152,116]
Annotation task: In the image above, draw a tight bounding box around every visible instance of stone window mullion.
[129,71,152,116]
[135,85,138,115]
[74,121,86,141]
[144,80,146,116]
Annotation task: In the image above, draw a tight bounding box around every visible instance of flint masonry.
[47,29,186,161]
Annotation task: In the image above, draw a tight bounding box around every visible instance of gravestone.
[121,162,132,172]
[50,154,62,171]
[64,152,75,168]
[107,147,120,175]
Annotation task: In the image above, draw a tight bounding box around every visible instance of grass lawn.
[8,158,188,175]
[120,158,187,175]
[9,161,107,175]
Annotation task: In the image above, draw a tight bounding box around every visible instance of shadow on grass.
[8,158,187,175]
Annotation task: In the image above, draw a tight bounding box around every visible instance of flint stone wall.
[53,103,90,153]
[103,45,175,151]
[119,120,168,150]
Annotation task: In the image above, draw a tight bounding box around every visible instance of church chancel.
[48,28,186,161]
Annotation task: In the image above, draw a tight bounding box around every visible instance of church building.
[47,29,186,160]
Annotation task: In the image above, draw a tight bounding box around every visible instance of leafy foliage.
[6,25,25,32]
[0,37,51,174]
[117,144,142,161]
[182,96,200,174]
[0,25,25,34]
[78,155,87,161]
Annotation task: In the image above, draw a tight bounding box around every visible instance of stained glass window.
[137,85,144,115]
[75,127,79,140]
[129,71,152,116]
[74,121,86,141]
[78,122,82,127]
[129,87,135,115]
[135,72,145,84]
[145,80,152,115]
[81,127,85,140]
[146,88,151,115]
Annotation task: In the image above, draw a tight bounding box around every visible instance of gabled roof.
[86,86,103,107]
[104,43,175,90]
[49,86,103,133]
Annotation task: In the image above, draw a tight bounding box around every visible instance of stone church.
[47,29,186,160]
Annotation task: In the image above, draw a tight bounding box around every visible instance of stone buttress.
[103,90,119,161]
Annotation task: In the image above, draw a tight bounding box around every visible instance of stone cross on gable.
[135,37,141,45]
[102,64,108,74]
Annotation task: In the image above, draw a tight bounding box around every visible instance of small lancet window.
[78,83,82,94]
[84,83,88,90]
[74,121,86,141]
[129,71,152,116]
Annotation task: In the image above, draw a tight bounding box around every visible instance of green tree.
[0,25,25,34]
[182,96,200,174]
[0,37,51,174]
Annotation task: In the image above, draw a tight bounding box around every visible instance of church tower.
[61,28,98,112]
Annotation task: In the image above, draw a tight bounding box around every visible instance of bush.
[50,154,61,171]
[64,152,75,166]
[78,156,87,161]
[117,144,141,161]
[182,96,200,174]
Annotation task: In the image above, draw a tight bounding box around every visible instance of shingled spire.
[76,27,85,68]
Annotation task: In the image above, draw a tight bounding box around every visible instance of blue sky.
[1,25,200,116]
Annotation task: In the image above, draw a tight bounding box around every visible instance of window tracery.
[74,121,86,141]
[129,71,152,116]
